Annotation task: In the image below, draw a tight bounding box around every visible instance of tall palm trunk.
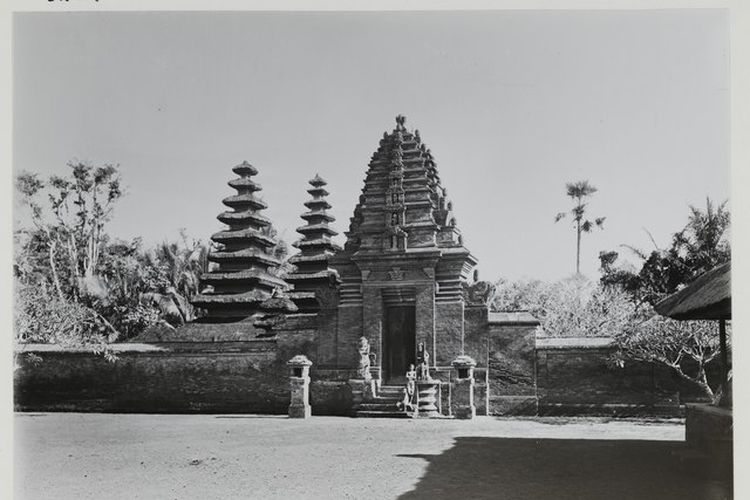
[576,218,581,274]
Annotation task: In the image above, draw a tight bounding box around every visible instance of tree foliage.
[16,163,122,301]
[610,310,724,398]
[14,164,210,353]
[599,198,730,306]
[492,275,637,338]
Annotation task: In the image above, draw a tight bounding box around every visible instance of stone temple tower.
[326,115,478,382]
[192,161,293,319]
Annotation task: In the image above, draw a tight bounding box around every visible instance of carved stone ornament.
[357,336,372,381]
[462,280,497,307]
[387,268,405,281]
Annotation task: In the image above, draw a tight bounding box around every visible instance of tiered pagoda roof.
[287,174,341,311]
[192,161,295,319]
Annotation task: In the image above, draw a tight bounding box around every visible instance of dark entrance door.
[383,305,416,383]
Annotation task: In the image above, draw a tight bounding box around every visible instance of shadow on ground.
[397,437,732,500]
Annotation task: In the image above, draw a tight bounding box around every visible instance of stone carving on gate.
[387,268,405,281]
[462,280,497,307]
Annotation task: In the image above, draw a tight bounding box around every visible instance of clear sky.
[12,9,729,282]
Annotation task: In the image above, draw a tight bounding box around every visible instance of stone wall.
[535,337,713,416]
[14,341,288,413]
[14,313,356,415]
[15,341,355,415]
[486,312,538,416]
[16,318,718,417]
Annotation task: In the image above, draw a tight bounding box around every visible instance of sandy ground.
[14,413,732,500]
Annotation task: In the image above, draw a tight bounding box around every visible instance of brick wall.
[486,313,538,416]
[535,337,715,416]
[14,314,356,415]
[14,342,289,413]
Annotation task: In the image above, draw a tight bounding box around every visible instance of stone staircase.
[353,385,414,418]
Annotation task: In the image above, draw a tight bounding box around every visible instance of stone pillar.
[288,355,313,418]
[451,355,477,419]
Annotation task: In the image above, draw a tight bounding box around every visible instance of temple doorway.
[383,305,416,384]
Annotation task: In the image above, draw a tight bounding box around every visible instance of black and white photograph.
[3,1,748,499]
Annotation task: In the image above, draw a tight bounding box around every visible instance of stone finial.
[288,354,313,367]
[310,173,326,186]
[452,355,477,368]
[395,114,406,128]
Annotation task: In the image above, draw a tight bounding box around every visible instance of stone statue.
[397,364,416,412]
[416,342,432,381]
[462,280,497,307]
[357,336,372,381]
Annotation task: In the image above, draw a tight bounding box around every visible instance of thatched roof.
[654,261,731,320]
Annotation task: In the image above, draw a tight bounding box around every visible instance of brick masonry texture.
[535,340,718,416]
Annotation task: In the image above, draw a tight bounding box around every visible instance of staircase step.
[377,389,405,396]
[357,402,400,411]
[355,410,414,419]
[367,395,403,404]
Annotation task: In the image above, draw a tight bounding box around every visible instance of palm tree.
[674,197,730,275]
[555,180,606,274]
[142,232,210,324]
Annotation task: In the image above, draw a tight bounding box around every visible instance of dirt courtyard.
[14,413,732,500]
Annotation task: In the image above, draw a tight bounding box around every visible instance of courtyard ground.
[15,413,732,500]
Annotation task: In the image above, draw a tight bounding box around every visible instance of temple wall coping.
[488,311,540,326]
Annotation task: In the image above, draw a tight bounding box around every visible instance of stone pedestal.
[416,381,441,418]
[288,355,313,418]
[451,355,477,419]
